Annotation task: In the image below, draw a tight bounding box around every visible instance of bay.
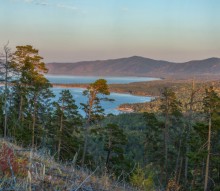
[53,87,151,115]
[47,75,157,115]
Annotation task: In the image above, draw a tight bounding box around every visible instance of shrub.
[0,143,27,176]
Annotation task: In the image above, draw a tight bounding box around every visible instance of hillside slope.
[0,140,136,191]
[46,56,220,78]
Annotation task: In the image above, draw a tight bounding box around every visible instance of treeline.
[0,45,220,191]
[110,78,220,97]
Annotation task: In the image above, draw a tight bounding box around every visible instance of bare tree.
[0,42,13,138]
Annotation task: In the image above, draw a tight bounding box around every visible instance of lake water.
[53,87,151,115]
[46,75,160,84]
[47,75,158,115]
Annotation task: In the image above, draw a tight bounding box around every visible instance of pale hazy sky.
[1,0,220,62]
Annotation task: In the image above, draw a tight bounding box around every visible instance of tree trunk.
[82,96,93,166]
[105,150,111,171]
[164,110,169,183]
[4,57,8,139]
[204,114,211,191]
[32,96,37,149]
[175,133,182,182]
[82,124,89,166]
[19,95,23,121]
[185,80,195,183]
[177,157,183,185]
[57,113,63,160]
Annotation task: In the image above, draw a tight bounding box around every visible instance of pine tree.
[103,123,127,173]
[81,79,112,165]
[203,86,220,191]
[53,90,82,161]
[160,87,182,183]
[11,45,52,148]
[143,112,163,182]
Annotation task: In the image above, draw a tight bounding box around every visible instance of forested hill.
[46,56,220,78]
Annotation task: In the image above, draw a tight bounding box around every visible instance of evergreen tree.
[53,90,82,161]
[160,87,182,183]
[103,123,127,174]
[203,86,220,191]
[183,80,201,185]
[11,45,52,148]
[81,79,112,165]
[143,112,164,184]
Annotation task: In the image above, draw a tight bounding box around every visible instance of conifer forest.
[0,45,220,191]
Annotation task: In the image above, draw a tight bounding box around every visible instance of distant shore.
[52,78,220,98]
[51,83,154,97]
[52,83,88,89]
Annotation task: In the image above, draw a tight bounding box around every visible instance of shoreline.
[52,83,156,97]
[52,83,151,114]
[117,107,135,113]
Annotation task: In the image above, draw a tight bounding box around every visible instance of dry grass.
[0,139,137,191]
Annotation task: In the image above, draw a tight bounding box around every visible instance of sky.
[0,0,220,62]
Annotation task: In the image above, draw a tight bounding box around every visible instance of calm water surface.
[53,87,152,115]
[46,75,160,84]
[47,75,158,115]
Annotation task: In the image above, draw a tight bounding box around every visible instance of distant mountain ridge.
[46,56,220,78]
